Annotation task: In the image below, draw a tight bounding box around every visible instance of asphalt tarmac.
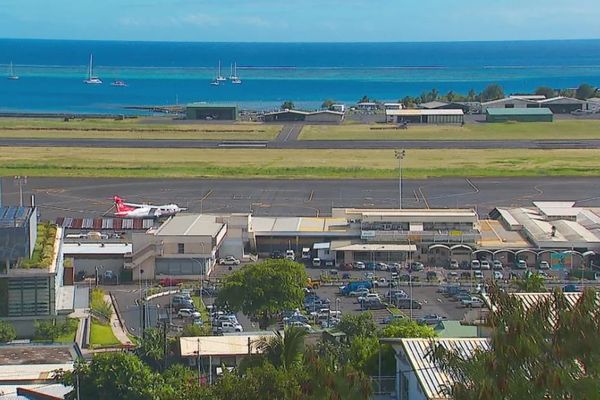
[1,138,599,149]
[2,176,599,220]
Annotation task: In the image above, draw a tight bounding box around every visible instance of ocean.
[0,39,599,114]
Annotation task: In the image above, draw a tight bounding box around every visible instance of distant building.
[386,109,465,124]
[485,107,553,122]
[0,206,37,271]
[185,103,238,121]
[480,96,540,111]
[330,104,346,112]
[355,102,379,111]
[537,96,588,113]
[383,103,403,110]
[419,101,473,113]
[263,109,344,123]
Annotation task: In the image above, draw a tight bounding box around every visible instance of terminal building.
[185,103,238,121]
[385,109,465,125]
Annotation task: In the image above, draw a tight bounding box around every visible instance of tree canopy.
[216,259,307,329]
[321,99,335,110]
[535,86,556,99]
[575,83,597,100]
[433,286,600,400]
[480,84,505,102]
[280,101,295,110]
[0,320,16,343]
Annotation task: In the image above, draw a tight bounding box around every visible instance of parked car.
[449,260,459,270]
[285,250,295,261]
[382,315,405,324]
[192,318,204,326]
[396,299,422,309]
[417,314,447,325]
[358,293,380,303]
[325,259,335,267]
[342,272,351,280]
[410,262,424,272]
[474,270,484,280]
[376,262,389,271]
[214,315,238,325]
[447,271,459,280]
[461,297,485,308]
[426,271,438,281]
[353,261,366,270]
[286,320,312,331]
[471,260,481,270]
[312,258,322,268]
[219,256,241,265]
[516,259,528,269]
[372,278,388,287]
[363,299,386,310]
[563,284,581,293]
[389,263,402,272]
[480,260,490,270]
[271,251,284,259]
[494,271,504,280]
[493,260,503,270]
[75,271,87,282]
[214,321,243,334]
[178,308,201,319]
[538,261,550,270]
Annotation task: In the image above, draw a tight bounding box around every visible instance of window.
[177,243,185,254]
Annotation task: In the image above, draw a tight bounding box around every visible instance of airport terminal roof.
[180,333,276,357]
[478,219,530,249]
[62,242,132,255]
[330,242,416,252]
[251,217,354,235]
[382,338,491,400]
[154,214,224,237]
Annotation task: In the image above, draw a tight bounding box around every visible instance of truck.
[307,277,321,289]
[341,281,372,296]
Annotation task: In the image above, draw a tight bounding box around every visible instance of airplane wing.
[123,202,145,209]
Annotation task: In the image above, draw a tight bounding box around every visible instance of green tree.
[0,320,16,343]
[160,364,214,400]
[55,352,162,400]
[535,86,556,99]
[280,101,295,110]
[336,313,376,339]
[433,286,600,400]
[514,272,546,292]
[400,96,416,108]
[480,84,505,102]
[257,327,306,370]
[446,91,456,102]
[34,319,62,341]
[467,89,477,101]
[137,327,166,371]
[216,260,307,329]
[380,318,436,338]
[321,99,335,110]
[575,83,596,100]
[359,95,370,103]
[181,323,212,337]
[213,363,301,400]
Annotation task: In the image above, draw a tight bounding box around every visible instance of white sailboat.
[83,54,102,84]
[230,62,242,84]
[7,61,19,80]
[216,60,226,82]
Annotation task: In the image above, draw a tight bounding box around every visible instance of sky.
[1,0,600,42]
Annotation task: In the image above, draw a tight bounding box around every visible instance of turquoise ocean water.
[0,39,599,114]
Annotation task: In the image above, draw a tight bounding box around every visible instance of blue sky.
[2,0,600,42]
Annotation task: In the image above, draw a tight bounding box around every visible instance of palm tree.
[257,326,306,370]
[514,272,546,292]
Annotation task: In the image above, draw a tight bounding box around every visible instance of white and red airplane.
[113,196,186,218]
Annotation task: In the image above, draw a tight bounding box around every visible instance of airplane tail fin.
[114,195,135,212]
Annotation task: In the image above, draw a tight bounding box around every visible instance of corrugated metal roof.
[331,243,416,252]
[155,214,224,237]
[62,243,132,255]
[386,109,464,116]
[0,207,32,228]
[486,107,553,116]
[400,338,490,400]
[180,333,276,357]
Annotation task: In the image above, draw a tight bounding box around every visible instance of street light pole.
[394,150,406,209]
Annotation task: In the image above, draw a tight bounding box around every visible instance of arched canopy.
[473,249,494,256]
[562,250,583,257]
[537,249,561,256]
[493,249,515,255]
[582,251,596,257]
[429,244,451,251]
[450,244,472,251]
[515,249,538,256]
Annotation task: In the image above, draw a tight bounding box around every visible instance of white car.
[494,271,503,280]
[372,278,388,287]
[178,308,201,319]
[461,296,485,308]
[471,260,481,270]
[449,260,459,270]
[358,293,380,303]
[538,261,550,270]
[214,321,243,333]
[219,256,240,265]
[517,260,528,269]
[349,288,370,297]
[353,261,366,270]
[474,270,484,280]
[288,320,312,331]
[493,260,503,270]
[480,260,490,270]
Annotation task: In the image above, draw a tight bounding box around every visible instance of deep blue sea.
[1,39,599,114]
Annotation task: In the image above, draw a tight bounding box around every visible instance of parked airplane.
[113,196,186,218]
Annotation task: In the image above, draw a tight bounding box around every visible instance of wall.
[161,236,214,256]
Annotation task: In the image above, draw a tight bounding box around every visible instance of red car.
[159,277,183,286]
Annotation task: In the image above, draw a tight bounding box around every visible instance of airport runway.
[1,138,600,149]
[2,177,599,221]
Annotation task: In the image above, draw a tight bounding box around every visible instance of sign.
[450,230,463,237]
[361,231,376,239]
[550,252,566,270]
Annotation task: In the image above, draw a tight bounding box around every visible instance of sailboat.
[7,62,19,80]
[229,62,242,84]
[216,60,226,82]
[83,54,103,84]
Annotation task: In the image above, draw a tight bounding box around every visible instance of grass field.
[0,118,280,141]
[1,147,599,178]
[90,318,120,347]
[300,120,600,141]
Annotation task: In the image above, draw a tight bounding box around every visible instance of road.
[1,137,600,149]
[2,176,599,221]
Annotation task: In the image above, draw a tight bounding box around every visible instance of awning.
[450,244,472,251]
[332,244,416,252]
[313,242,331,250]
[428,244,450,250]
[582,251,596,257]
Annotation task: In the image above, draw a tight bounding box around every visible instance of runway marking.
[413,190,420,203]
[201,189,213,201]
[418,187,430,209]
[284,126,296,142]
[465,178,479,193]
[305,190,314,203]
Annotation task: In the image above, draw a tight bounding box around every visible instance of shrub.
[90,288,112,320]
[34,320,62,341]
[0,321,16,342]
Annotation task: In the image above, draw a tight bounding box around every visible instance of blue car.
[563,284,581,293]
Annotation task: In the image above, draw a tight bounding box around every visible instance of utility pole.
[394,150,405,209]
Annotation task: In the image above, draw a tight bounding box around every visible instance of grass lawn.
[1,146,599,179]
[191,295,209,323]
[55,318,79,343]
[300,120,600,141]
[0,118,280,141]
[90,318,120,347]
